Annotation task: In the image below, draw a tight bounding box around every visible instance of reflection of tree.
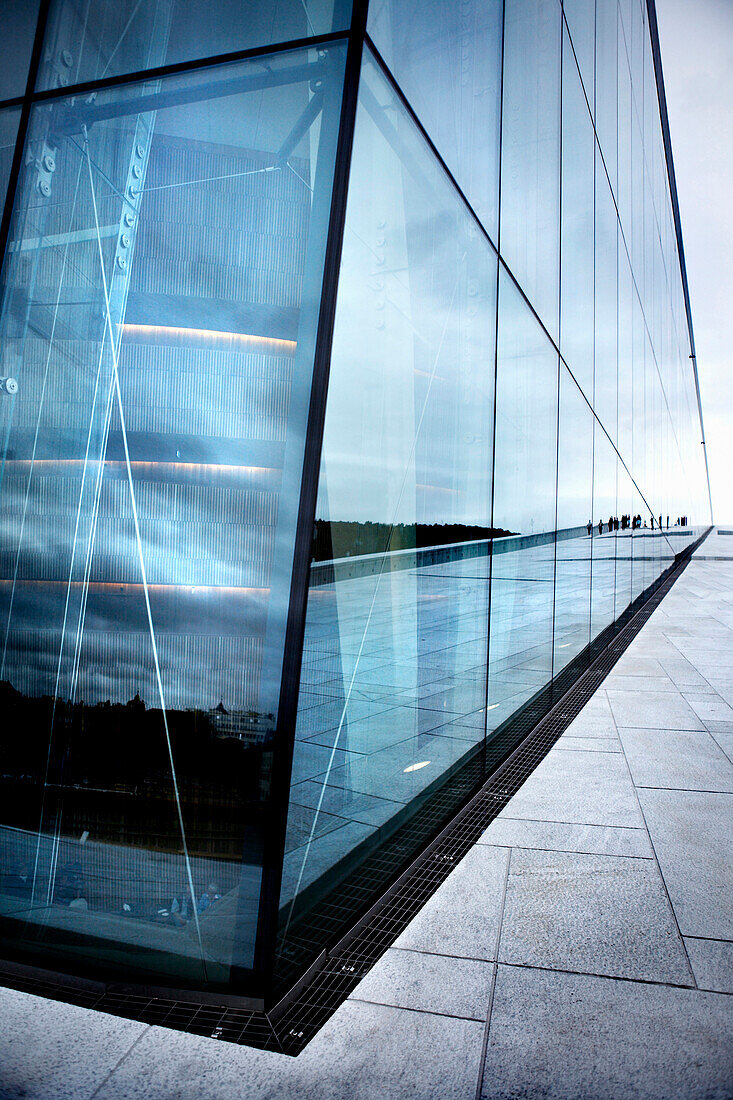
[312,520,514,562]
[0,680,272,858]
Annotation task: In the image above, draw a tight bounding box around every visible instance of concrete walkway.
[2,531,732,1100]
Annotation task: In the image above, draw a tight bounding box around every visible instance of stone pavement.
[1,530,732,1100]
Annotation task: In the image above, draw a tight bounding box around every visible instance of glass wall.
[0,0,712,1006]
[0,39,346,993]
[276,0,710,982]
[279,47,498,941]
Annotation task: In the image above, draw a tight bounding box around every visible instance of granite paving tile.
[658,657,716,691]
[498,848,692,985]
[559,693,616,738]
[607,689,705,731]
[682,693,733,723]
[479,817,653,857]
[555,734,621,752]
[480,965,733,1100]
[611,655,672,677]
[495,748,644,828]
[618,726,733,792]
[603,673,679,693]
[638,788,733,940]
[683,937,733,994]
[392,845,508,959]
[349,948,494,1020]
[94,1000,485,1100]
[0,987,148,1100]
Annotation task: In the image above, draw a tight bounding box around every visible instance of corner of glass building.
[0,0,713,1020]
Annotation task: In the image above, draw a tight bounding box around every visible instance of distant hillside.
[312,520,514,562]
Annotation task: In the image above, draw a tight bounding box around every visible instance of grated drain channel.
[0,529,710,1055]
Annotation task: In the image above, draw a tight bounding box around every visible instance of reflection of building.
[209,702,274,746]
[0,0,712,1022]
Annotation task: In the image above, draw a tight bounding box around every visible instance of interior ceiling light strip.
[119,323,297,356]
[0,580,270,596]
[2,459,277,477]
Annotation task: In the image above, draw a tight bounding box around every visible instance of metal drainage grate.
[0,529,710,1055]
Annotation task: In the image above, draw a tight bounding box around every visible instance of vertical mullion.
[550,11,564,687]
[246,0,370,1000]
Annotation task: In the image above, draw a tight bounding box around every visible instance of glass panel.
[594,153,618,443]
[615,462,633,619]
[562,0,594,105]
[0,43,346,992]
[278,49,498,971]
[590,425,617,640]
[595,0,618,196]
[488,269,558,730]
[0,1,41,101]
[367,0,503,241]
[553,367,592,674]
[500,0,561,340]
[618,245,634,466]
[630,482,645,600]
[617,15,634,249]
[38,0,352,91]
[0,107,21,210]
[560,23,594,398]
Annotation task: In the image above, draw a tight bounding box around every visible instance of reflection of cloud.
[321,96,497,528]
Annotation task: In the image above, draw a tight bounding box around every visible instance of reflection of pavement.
[0,824,261,978]
[282,528,697,910]
[1,527,727,1099]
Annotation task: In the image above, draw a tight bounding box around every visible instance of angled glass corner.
[275,45,499,987]
[0,41,347,998]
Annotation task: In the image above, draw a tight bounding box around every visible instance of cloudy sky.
[656,0,733,522]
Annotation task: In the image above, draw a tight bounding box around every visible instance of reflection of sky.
[0,48,345,715]
[317,59,497,531]
[657,0,732,521]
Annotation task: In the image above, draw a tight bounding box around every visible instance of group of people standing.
[587,515,633,535]
[586,514,676,536]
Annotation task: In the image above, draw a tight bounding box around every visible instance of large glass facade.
[0,0,712,1008]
